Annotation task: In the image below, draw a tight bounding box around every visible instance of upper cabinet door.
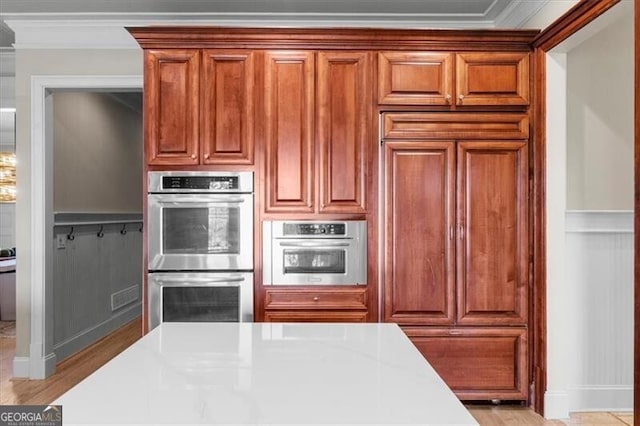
[455,52,530,107]
[378,52,454,106]
[264,51,315,213]
[145,50,200,165]
[201,50,255,165]
[456,142,528,325]
[317,51,371,213]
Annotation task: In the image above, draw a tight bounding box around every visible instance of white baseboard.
[569,386,633,412]
[12,356,30,378]
[544,390,569,420]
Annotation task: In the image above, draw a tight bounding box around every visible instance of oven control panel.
[162,176,239,191]
[283,222,346,236]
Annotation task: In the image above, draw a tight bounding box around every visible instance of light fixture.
[0,151,16,203]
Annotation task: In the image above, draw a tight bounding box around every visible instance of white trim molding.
[25,74,142,379]
[565,210,633,233]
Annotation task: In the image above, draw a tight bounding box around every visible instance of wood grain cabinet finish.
[378,51,454,106]
[264,51,315,212]
[403,327,528,400]
[264,311,368,322]
[264,51,370,214]
[201,50,255,165]
[145,49,255,166]
[264,288,367,322]
[378,51,530,108]
[144,49,200,165]
[383,141,456,325]
[456,142,528,326]
[456,52,530,106]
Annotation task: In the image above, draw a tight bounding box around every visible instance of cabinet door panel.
[264,51,315,212]
[201,50,254,164]
[457,142,528,325]
[404,327,528,400]
[317,52,370,213]
[145,50,199,165]
[378,52,453,106]
[456,52,530,106]
[384,142,455,325]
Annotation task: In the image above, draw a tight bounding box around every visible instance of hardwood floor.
[0,318,634,425]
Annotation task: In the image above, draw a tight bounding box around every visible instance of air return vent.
[111,285,139,311]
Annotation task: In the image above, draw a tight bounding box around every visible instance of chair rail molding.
[24,74,142,379]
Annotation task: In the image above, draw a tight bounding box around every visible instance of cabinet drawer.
[402,327,528,400]
[264,310,368,322]
[264,288,367,310]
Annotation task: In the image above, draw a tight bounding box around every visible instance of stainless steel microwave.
[262,220,367,286]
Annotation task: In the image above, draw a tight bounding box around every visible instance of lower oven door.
[267,239,366,285]
[148,272,253,330]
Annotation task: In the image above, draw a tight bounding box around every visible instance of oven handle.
[154,276,246,284]
[154,197,247,204]
[277,241,351,248]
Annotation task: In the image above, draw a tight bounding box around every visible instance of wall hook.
[120,224,127,235]
[139,224,143,233]
[97,225,104,238]
[67,227,75,241]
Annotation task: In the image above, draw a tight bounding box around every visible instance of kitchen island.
[54,322,478,425]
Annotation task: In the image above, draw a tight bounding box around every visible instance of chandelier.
[0,151,16,203]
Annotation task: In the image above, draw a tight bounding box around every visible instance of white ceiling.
[0,0,551,48]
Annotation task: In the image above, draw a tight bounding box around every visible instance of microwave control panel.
[162,176,239,191]
[283,222,346,236]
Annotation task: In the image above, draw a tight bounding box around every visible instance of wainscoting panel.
[52,214,142,361]
[565,210,633,412]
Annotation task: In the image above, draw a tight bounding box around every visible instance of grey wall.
[53,92,142,213]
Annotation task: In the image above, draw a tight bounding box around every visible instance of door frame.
[529,0,633,417]
[22,75,142,378]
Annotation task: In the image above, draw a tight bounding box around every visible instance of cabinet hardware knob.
[445,94,452,103]
[313,297,319,301]
[191,154,197,160]
[458,94,465,104]
[204,153,209,159]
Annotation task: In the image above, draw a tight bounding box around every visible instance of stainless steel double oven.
[147,171,254,330]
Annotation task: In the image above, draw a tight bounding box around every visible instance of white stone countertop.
[54,322,478,426]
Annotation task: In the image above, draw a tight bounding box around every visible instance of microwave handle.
[154,276,246,284]
[155,197,246,204]
[278,241,351,248]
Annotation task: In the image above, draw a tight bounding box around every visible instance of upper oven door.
[148,193,253,271]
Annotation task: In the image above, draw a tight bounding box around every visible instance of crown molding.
[494,0,550,28]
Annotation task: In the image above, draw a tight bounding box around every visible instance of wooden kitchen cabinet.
[201,50,255,165]
[382,113,529,400]
[403,326,528,400]
[145,49,255,166]
[456,142,528,325]
[264,51,371,214]
[264,287,368,322]
[144,49,200,165]
[378,51,529,107]
[383,140,528,326]
[383,141,456,325]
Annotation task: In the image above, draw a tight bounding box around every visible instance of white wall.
[521,0,578,29]
[566,10,634,210]
[542,0,634,417]
[14,48,142,364]
[53,92,142,213]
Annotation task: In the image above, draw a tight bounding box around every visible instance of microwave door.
[148,194,253,271]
